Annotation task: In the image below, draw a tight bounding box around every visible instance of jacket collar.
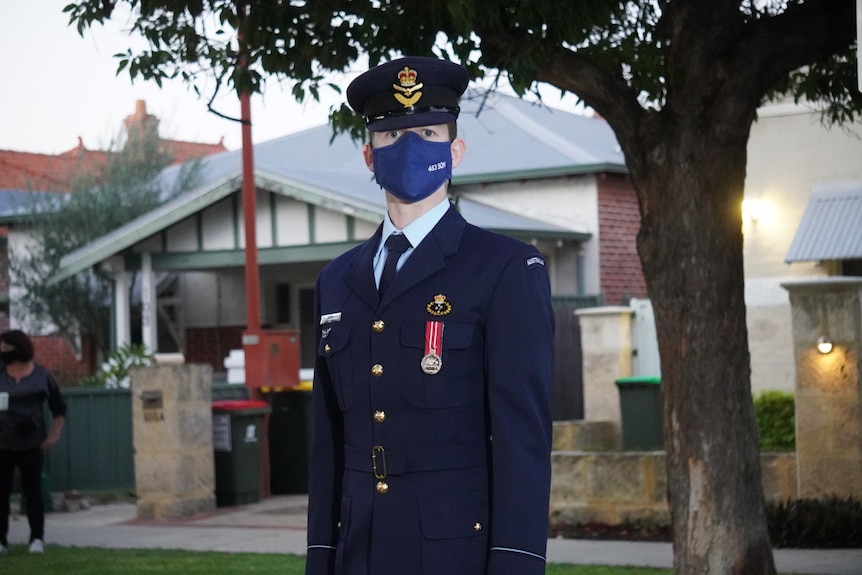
[343,205,467,309]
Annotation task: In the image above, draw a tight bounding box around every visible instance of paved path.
[7,495,861,574]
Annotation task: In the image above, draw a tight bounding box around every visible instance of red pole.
[240,84,270,499]
[241,91,261,337]
[237,4,269,499]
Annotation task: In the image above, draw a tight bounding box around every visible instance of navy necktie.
[378,233,412,297]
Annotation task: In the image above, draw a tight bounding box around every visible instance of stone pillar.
[131,364,216,520]
[576,306,634,434]
[782,278,862,500]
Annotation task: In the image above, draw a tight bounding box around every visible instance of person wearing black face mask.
[0,330,66,556]
[305,57,555,575]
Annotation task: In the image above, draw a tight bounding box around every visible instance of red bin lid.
[212,400,269,411]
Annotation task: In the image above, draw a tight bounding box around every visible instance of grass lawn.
[0,546,671,574]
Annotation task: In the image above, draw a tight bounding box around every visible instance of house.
[42,91,647,414]
[742,99,862,394]
[0,100,228,381]
[581,97,862,397]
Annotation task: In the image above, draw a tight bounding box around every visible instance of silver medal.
[420,353,442,374]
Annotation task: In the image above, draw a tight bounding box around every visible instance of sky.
[0,0,348,154]
[0,1,581,155]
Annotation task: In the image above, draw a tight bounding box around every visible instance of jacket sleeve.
[45,369,67,418]
[305,274,344,575]
[485,245,555,575]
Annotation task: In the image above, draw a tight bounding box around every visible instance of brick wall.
[32,335,95,386]
[185,325,245,373]
[597,174,647,305]
[16,327,244,385]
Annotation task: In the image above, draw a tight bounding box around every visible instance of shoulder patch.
[525,255,545,269]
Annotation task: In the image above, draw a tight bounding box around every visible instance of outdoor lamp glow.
[816,336,833,354]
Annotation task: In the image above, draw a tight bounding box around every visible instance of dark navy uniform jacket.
[306,205,555,575]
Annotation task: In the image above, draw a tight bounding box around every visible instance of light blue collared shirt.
[373,198,450,288]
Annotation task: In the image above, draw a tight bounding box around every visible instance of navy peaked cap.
[347,57,470,131]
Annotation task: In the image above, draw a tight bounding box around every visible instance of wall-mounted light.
[817,296,833,354]
[741,199,766,223]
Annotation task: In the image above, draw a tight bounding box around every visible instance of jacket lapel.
[344,224,383,309]
[379,206,466,305]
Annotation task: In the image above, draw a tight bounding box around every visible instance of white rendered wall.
[458,175,600,296]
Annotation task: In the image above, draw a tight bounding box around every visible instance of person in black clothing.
[0,330,66,555]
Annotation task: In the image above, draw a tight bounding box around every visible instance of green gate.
[44,387,134,492]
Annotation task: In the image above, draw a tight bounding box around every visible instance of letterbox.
[242,329,301,390]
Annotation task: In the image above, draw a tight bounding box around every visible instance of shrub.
[767,496,862,548]
[80,344,151,388]
[753,390,795,451]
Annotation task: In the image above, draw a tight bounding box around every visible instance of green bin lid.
[615,376,661,386]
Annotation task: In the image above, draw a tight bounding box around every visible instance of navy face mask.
[372,132,453,203]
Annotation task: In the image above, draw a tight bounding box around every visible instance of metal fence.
[44,387,134,493]
[43,384,250,494]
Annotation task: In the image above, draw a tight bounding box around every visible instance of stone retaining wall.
[549,420,797,526]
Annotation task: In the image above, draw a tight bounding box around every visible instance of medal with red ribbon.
[420,321,444,374]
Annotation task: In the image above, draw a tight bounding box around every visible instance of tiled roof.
[0,98,227,194]
[0,143,108,193]
[0,138,226,195]
[160,138,228,164]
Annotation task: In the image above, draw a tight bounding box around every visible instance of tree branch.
[737,0,856,95]
[476,26,648,158]
[534,47,647,151]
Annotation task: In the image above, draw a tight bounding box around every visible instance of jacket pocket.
[400,320,482,408]
[318,324,354,410]
[418,489,489,574]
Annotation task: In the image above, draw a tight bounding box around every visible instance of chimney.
[124,100,160,141]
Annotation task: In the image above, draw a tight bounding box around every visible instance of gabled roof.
[53,91,620,283]
[154,90,626,196]
[785,180,862,263]
[455,90,626,182]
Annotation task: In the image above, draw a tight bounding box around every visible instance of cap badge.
[392,66,423,108]
[426,294,452,317]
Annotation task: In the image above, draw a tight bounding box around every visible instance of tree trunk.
[632,111,777,573]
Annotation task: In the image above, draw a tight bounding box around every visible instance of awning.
[785,181,862,263]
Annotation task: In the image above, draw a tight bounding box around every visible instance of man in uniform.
[305,56,555,575]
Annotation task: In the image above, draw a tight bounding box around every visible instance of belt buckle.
[371,445,387,479]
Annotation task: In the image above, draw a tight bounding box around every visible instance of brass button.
[371,364,383,376]
[337,521,342,529]
[324,344,331,353]
[372,320,385,332]
[473,522,483,532]
[373,410,386,423]
[376,481,389,494]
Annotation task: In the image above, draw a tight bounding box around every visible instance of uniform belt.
[344,444,487,477]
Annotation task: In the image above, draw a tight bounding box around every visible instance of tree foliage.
[10,127,200,359]
[63,1,861,130]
